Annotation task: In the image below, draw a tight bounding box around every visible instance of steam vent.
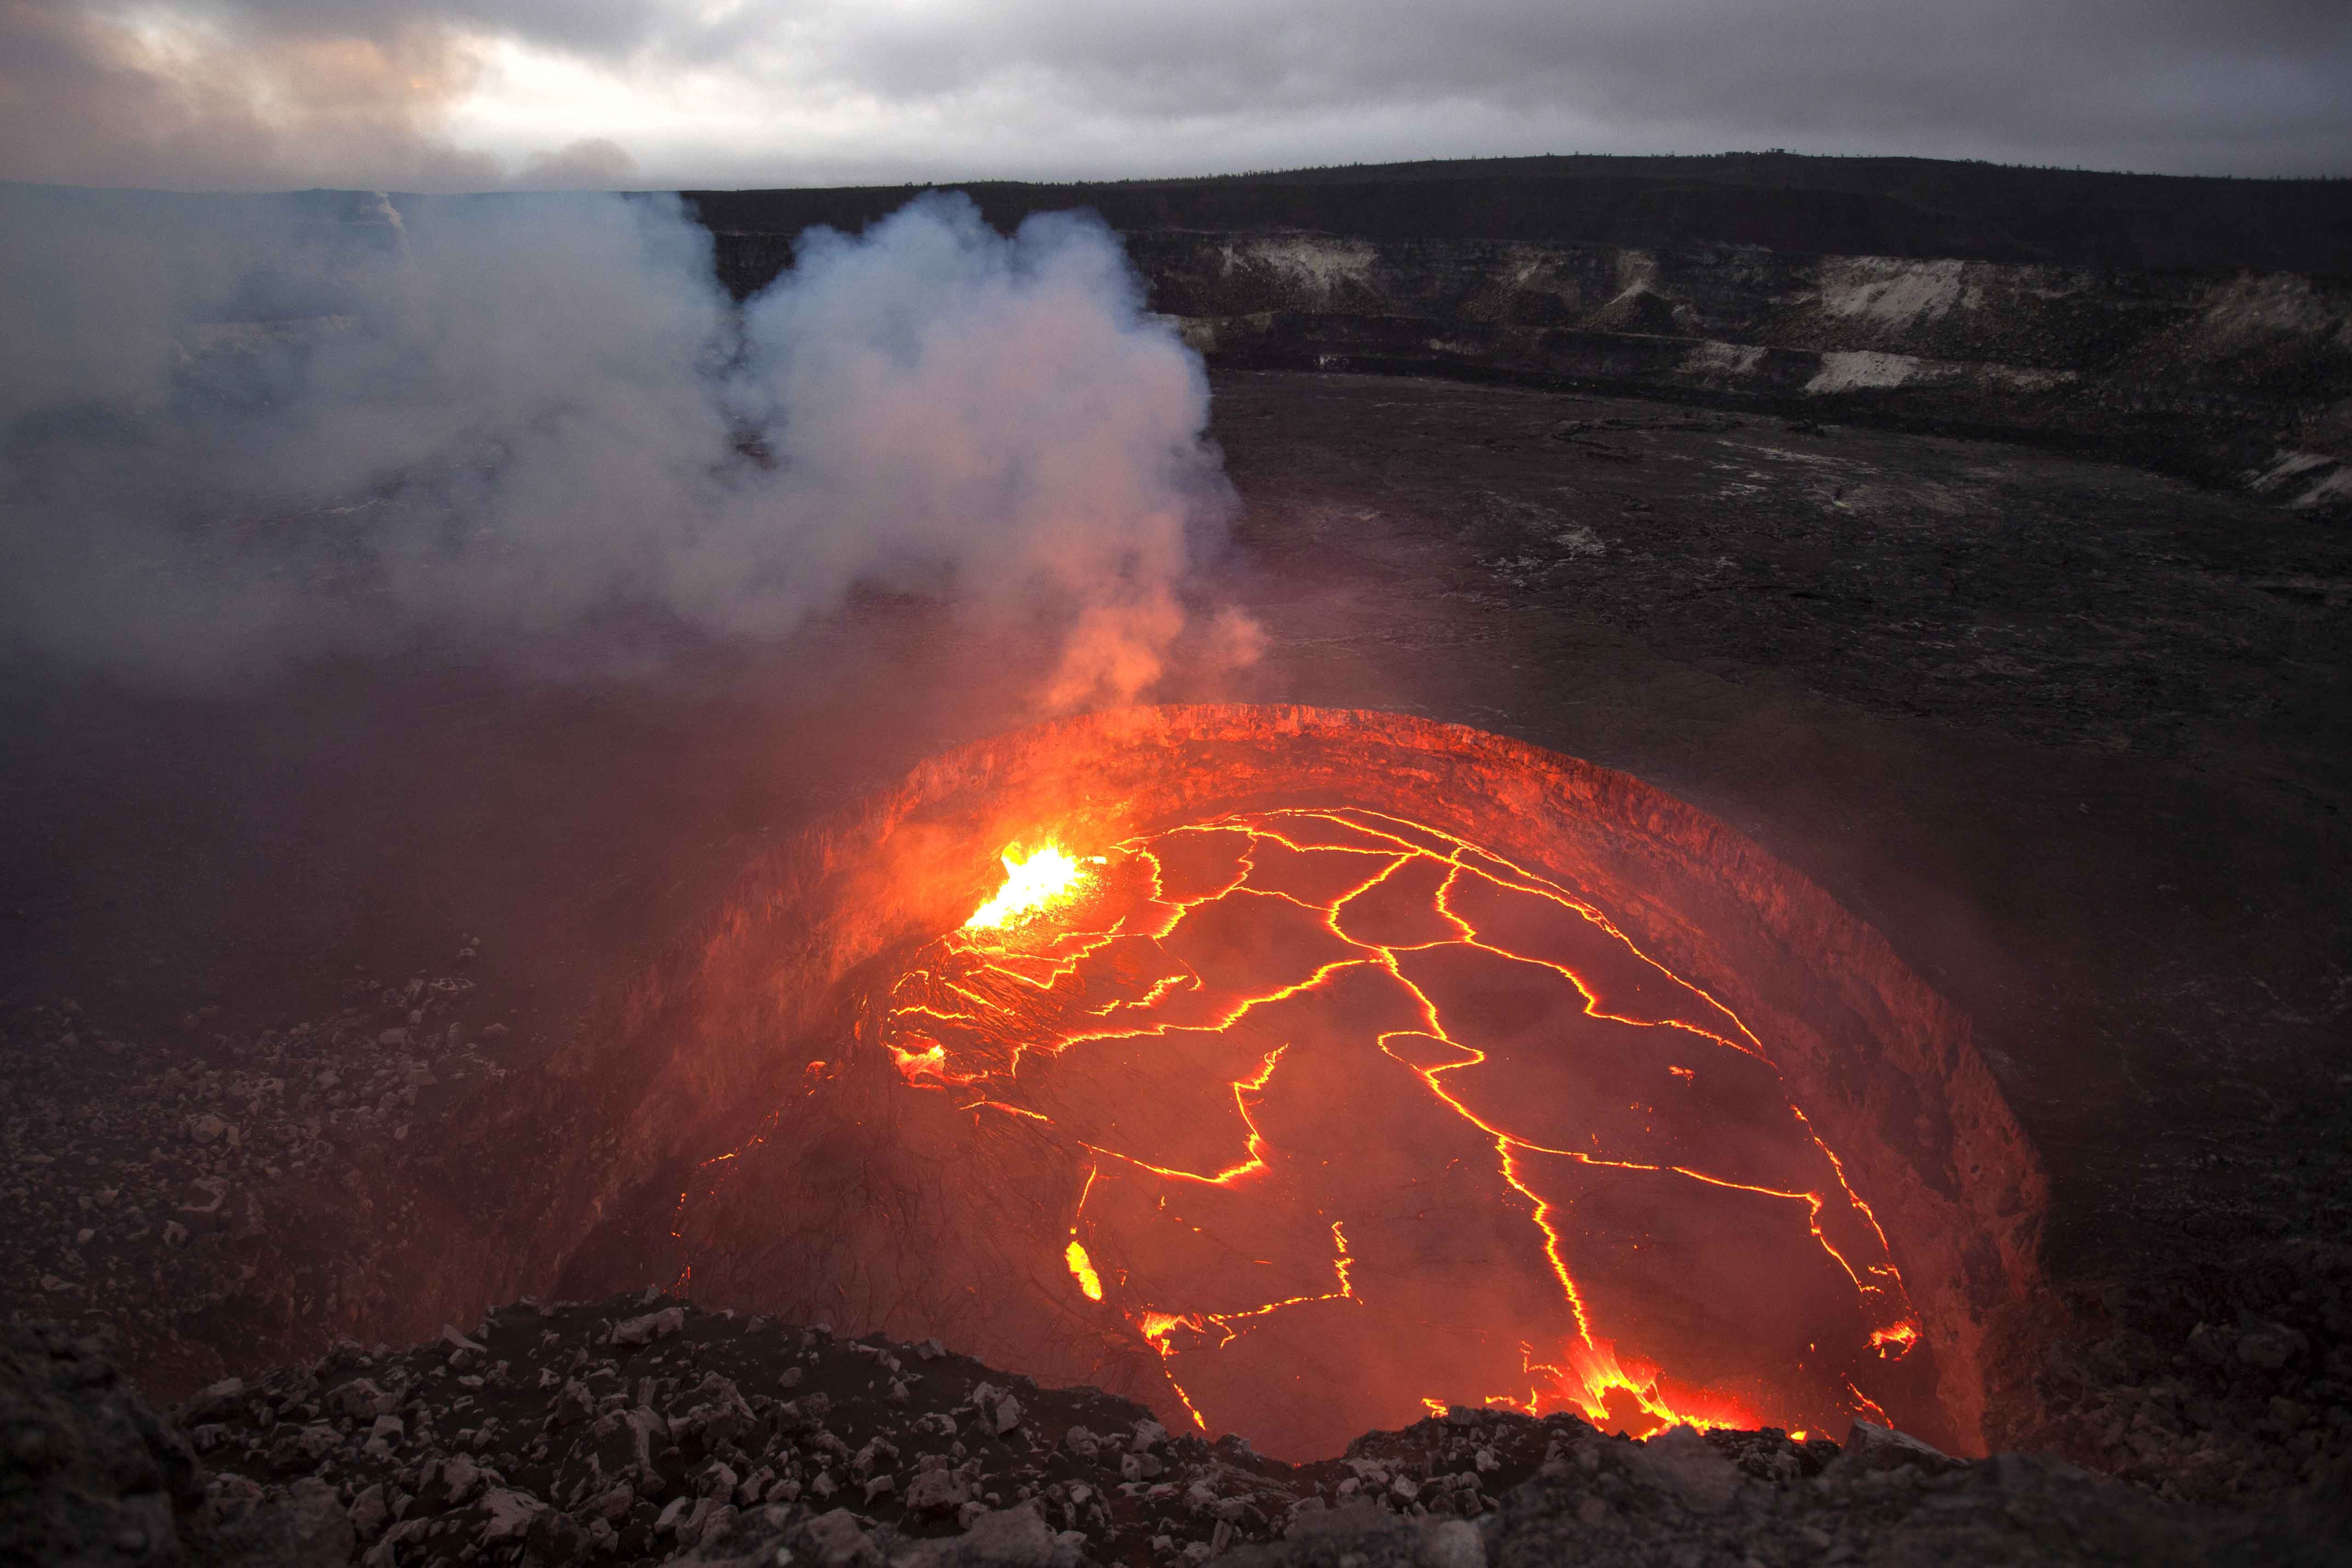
[545,705,2044,1460]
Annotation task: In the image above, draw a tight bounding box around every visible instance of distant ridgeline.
[689,154,2352,505]
[688,152,2352,283]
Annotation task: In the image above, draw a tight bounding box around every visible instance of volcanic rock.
[546,1378,595,1429]
[615,1307,688,1348]
[904,1465,969,1515]
[2235,1322,2309,1371]
[200,1476,354,1568]
[105,1288,2315,1568]
[0,1324,369,1568]
[476,1485,543,1541]
[1625,1423,1741,1511]
[0,1323,200,1567]
[1827,1418,1967,1477]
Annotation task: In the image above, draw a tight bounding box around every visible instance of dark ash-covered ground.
[5,368,2351,1554]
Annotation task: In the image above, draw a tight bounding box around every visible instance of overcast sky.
[5,0,2348,192]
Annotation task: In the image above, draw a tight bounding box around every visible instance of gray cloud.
[520,137,640,189]
[788,0,2352,171]
[2,0,2346,191]
[0,0,500,190]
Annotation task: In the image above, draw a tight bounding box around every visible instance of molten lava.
[1065,1240,1105,1301]
[880,807,1924,1454]
[963,845,1094,931]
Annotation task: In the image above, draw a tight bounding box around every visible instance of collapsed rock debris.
[171,1293,1299,1568]
[5,1302,2347,1568]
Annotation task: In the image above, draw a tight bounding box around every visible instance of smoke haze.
[0,185,1240,706]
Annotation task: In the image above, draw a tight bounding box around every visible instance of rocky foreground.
[8,1294,2349,1568]
[0,965,536,1397]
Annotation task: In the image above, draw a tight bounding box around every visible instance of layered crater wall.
[695,161,2352,507]
[1136,238,2352,503]
[407,706,2047,1458]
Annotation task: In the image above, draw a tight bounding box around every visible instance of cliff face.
[1136,235,2352,504]
[689,154,2352,277]
[692,157,2352,507]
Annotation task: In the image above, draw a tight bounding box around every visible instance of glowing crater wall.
[546,705,2046,1457]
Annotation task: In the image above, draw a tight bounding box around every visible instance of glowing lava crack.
[876,811,1925,1454]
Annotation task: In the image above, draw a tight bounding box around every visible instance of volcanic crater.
[492,706,2048,1461]
[5,158,2348,1559]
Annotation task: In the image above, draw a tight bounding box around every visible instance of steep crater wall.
[1135,236,2352,506]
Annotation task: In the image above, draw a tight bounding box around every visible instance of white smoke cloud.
[732,196,1227,706]
[0,184,1241,704]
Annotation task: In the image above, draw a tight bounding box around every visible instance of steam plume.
[0,183,1240,705]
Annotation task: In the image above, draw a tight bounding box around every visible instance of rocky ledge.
[8,1296,2348,1568]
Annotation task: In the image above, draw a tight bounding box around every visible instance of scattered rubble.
[7,1302,2348,1568]
[2012,1236,2352,1503]
[0,962,513,1390]
[170,1292,1278,1568]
